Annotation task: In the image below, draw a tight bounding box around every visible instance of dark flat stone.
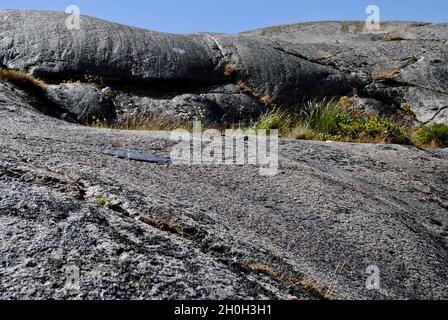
[104,149,170,165]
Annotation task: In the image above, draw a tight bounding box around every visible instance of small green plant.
[337,114,410,144]
[95,196,112,207]
[413,123,448,148]
[254,109,292,130]
[0,68,48,93]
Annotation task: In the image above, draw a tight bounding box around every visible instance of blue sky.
[1,0,447,33]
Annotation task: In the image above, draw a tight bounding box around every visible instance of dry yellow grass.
[372,68,401,81]
[283,127,317,140]
[239,259,335,300]
[278,271,334,300]
[224,63,238,77]
[0,68,48,93]
[240,260,278,277]
[236,80,275,107]
[140,216,184,236]
[93,113,182,131]
[400,102,411,112]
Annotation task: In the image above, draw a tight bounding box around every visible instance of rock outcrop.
[0,10,447,300]
[1,78,448,299]
[1,10,448,124]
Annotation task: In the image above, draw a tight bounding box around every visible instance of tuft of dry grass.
[372,68,401,81]
[0,68,48,93]
[383,35,406,41]
[236,80,275,107]
[224,63,238,77]
[400,102,411,112]
[260,95,274,106]
[283,127,318,140]
[240,260,278,277]
[140,216,184,236]
[93,113,182,131]
[239,259,335,300]
[279,272,334,300]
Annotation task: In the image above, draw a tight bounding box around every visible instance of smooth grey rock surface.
[1,81,447,300]
[1,10,448,300]
[244,22,448,123]
[1,10,448,124]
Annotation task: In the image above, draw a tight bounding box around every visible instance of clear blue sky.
[1,0,447,34]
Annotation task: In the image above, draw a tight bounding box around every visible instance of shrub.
[337,114,410,144]
[413,123,448,148]
[253,99,411,145]
[0,68,48,93]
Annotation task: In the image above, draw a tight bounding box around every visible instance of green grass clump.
[255,110,292,130]
[413,123,448,148]
[95,196,112,207]
[254,99,410,144]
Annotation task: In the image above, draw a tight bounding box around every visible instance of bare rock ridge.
[0,10,447,300]
[1,9,448,124]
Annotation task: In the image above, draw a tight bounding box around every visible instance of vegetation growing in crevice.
[89,97,447,149]
[0,68,48,93]
[140,215,185,237]
[251,98,448,148]
[224,63,238,77]
[372,68,401,81]
[412,123,448,148]
[92,113,185,131]
[95,195,113,207]
[253,98,411,144]
[236,80,275,107]
[238,259,335,300]
[383,35,406,41]
[63,71,106,89]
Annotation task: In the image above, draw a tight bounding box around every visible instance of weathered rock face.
[245,22,448,124]
[1,10,447,124]
[1,11,448,300]
[1,80,448,300]
[46,83,113,123]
